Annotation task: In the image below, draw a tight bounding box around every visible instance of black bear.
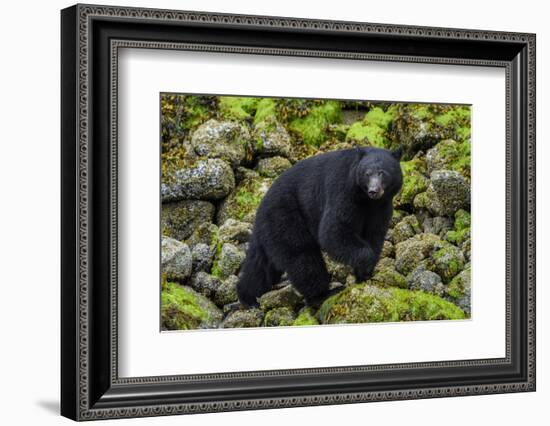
[237,146,403,308]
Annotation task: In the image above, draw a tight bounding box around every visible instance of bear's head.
[354,147,403,200]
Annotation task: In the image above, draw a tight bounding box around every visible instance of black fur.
[237,147,403,308]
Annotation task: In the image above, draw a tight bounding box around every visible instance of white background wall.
[0,0,546,424]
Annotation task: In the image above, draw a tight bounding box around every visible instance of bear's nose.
[368,189,378,196]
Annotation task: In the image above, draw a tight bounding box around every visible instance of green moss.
[409,104,433,120]
[454,209,471,230]
[365,106,395,130]
[218,96,259,120]
[209,235,224,278]
[318,284,465,324]
[396,158,429,207]
[445,209,471,245]
[344,106,395,147]
[161,282,220,330]
[253,98,278,125]
[293,308,320,326]
[234,181,264,220]
[446,276,463,299]
[435,106,470,128]
[346,122,388,147]
[413,191,430,210]
[289,101,342,146]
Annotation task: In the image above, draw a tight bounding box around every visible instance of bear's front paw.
[354,262,375,282]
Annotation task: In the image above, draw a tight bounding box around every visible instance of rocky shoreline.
[160,96,471,330]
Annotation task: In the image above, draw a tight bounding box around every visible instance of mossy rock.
[289,101,343,146]
[389,104,471,160]
[217,175,273,224]
[318,284,465,324]
[161,200,215,241]
[255,156,292,178]
[259,284,303,312]
[161,94,216,149]
[263,307,297,327]
[161,282,223,330]
[161,158,235,202]
[222,308,264,328]
[462,237,471,262]
[445,209,471,246]
[392,215,422,244]
[189,272,221,298]
[371,266,408,289]
[394,233,441,276]
[394,157,429,208]
[323,252,354,284]
[407,265,444,296]
[190,119,251,167]
[381,241,395,258]
[252,117,293,158]
[413,170,470,217]
[213,275,239,307]
[445,265,471,316]
[293,307,320,326]
[422,216,453,238]
[161,237,192,281]
[213,243,246,279]
[430,240,465,283]
[395,233,464,284]
[191,243,215,274]
[185,223,219,250]
[426,139,471,180]
[218,219,253,245]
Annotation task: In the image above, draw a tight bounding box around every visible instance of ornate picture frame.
[61,4,536,421]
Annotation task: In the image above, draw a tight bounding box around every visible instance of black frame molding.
[61,4,536,421]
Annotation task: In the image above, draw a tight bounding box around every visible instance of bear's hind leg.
[237,242,282,308]
[282,249,335,308]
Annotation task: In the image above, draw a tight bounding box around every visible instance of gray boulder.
[161,200,215,241]
[259,284,303,312]
[214,275,239,307]
[414,170,470,216]
[407,265,445,296]
[422,216,453,238]
[218,219,253,244]
[191,119,250,167]
[161,237,192,281]
[191,243,215,273]
[263,307,296,327]
[445,266,471,316]
[222,308,264,328]
[252,118,293,158]
[255,156,292,178]
[161,158,235,202]
[217,243,246,279]
[392,215,422,244]
[190,272,221,298]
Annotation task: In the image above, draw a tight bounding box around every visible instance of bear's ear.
[390,146,403,160]
[354,146,368,157]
